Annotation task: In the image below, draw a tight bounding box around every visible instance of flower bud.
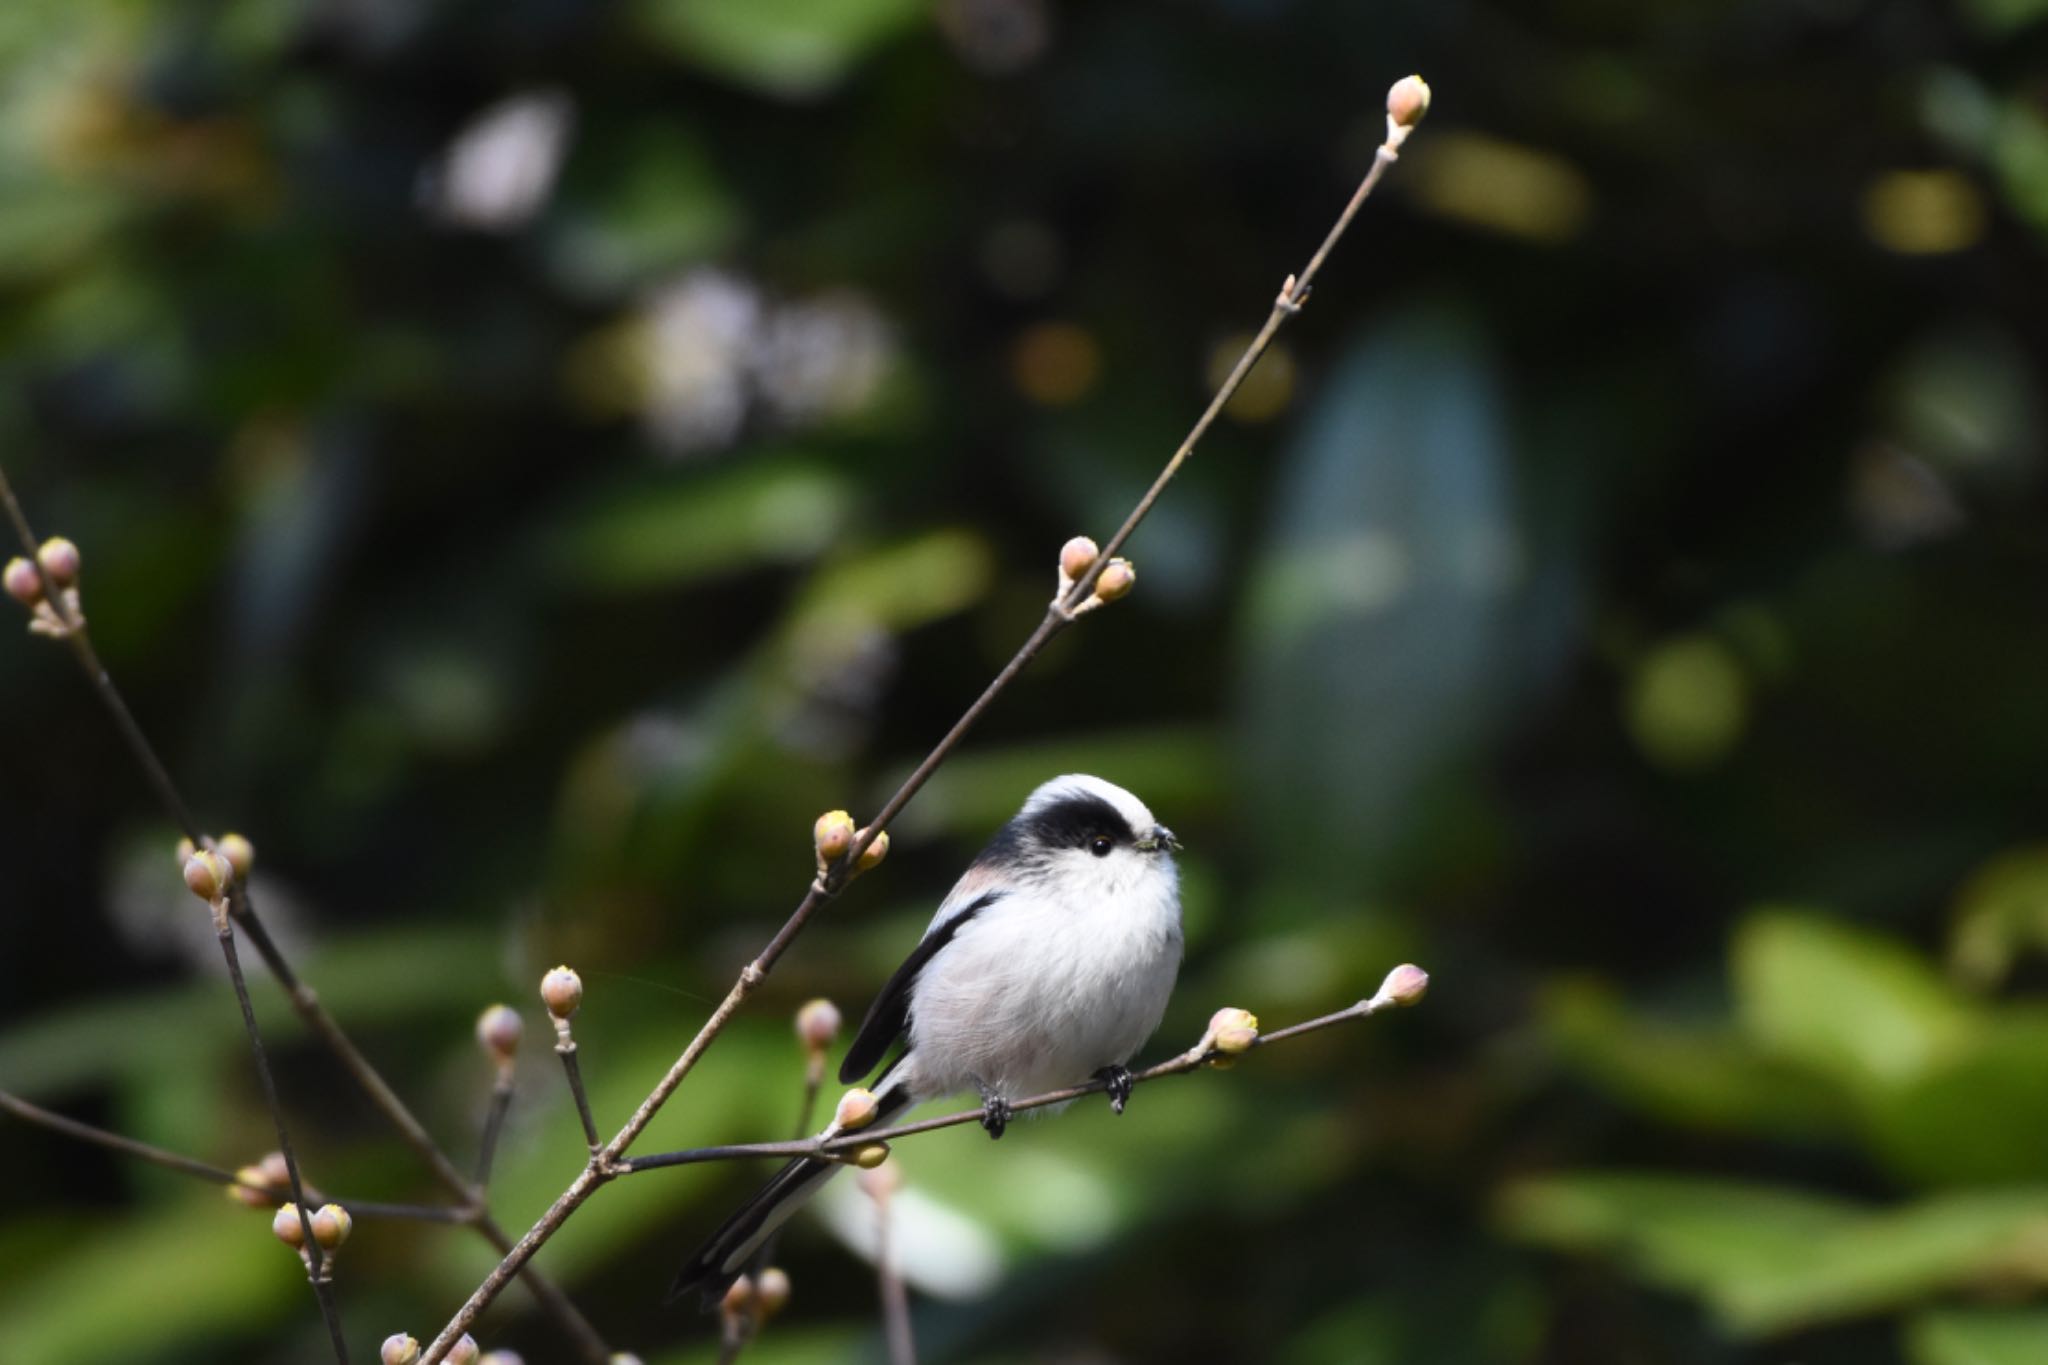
[183,849,232,902]
[541,965,583,1020]
[609,1357,646,1365]
[849,1141,891,1169]
[1092,558,1136,603]
[36,537,80,588]
[479,1353,526,1365]
[796,998,842,1051]
[854,828,889,874]
[216,832,255,880]
[814,809,856,863]
[227,1163,275,1208]
[720,1274,756,1319]
[857,1156,902,1200]
[1059,535,1100,582]
[1377,963,1430,1007]
[754,1266,791,1319]
[476,1004,524,1062]
[310,1203,352,1250]
[381,1334,422,1365]
[447,1336,481,1365]
[1387,75,1431,129]
[3,557,41,607]
[272,1202,306,1248]
[834,1088,878,1131]
[1208,1006,1260,1061]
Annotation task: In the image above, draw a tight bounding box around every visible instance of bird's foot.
[978,1085,1012,1140]
[1095,1065,1135,1116]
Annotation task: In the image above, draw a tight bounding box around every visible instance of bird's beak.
[1135,824,1180,853]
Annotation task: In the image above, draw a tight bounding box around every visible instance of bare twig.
[860,1163,916,1365]
[616,980,1422,1173]
[0,467,613,1365]
[476,1075,515,1188]
[558,1049,601,1152]
[418,85,1429,1363]
[0,1087,472,1222]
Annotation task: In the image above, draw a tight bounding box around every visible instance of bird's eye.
[1089,835,1114,857]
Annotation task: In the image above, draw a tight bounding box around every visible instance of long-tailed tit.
[669,773,1184,1303]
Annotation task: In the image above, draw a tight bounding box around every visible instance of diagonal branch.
[417,79,1431,1363]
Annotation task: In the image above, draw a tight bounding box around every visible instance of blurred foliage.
[1,0,2047,1362]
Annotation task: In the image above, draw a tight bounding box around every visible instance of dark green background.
[3,0,2048,1361]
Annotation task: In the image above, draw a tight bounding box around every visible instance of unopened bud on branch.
[1208,1006,1259,1065]
[1387,75,1431,130]
[216,832,255,880]
[310,1203,352,1250]
[183,849,232,903]
[272,1203,306,1248]
[1059,535,1100,584]
[447,1336,481,1365]
[479,1352,526,1365]
[36,537,79,587]
[541,965,583,1020]
[3,557,41,607]
[797,998,842,1051]
[1376,963,1430,1007]
[849,1141,892,1169]
[476,1004,524,1063]
[381,1335,422,1365]
[814,809,856,865]
[755,1266,792,1319]
[854,828,889,875]
[834,1087,879,1131]
[608,1357,647,1365]
[227,1163,275,1208]
[720,1274,756,1320]
[1092,558,1136,604]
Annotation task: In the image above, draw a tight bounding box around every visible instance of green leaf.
[635,0,926,99]
[1908,1309,2048,1365]
[1947,844,2048,989]
[1503,1173,2048,1337]
[1733,910,1980,1094]
[1866,1015,2048,1187]
[1541,980,1853,1140]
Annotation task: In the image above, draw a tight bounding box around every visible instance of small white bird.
[668,773,1184,1303]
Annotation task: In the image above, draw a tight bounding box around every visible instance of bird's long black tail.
[667,1084,916,1306]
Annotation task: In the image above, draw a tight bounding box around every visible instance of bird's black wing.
[838,890,1002,1084]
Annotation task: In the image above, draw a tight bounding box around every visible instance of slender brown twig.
[558,1048,601,1152]
[0,1087,472,1221]
[615,981,1421,1173]
[863,1166,916,1365]
[417,85,1430,1363]
[476,1076,516,1188]
[0,465,613,1365]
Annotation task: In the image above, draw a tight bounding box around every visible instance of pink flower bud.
[834,1088,879,1131]
[721,1274,756,1319]
[1387,75,1431,129]
[2,557,41,607]
[476,1004,524,1062]
[272,1203,306,1248]
[310,1203,352,1250]
[1058,535,1100,581]
[540,965,583,1020]
[227,1164,274,1208]
[854,828,890,874]
[447,1336,481,1365]
[1092,558,1136,603]
[814,809,856,863]
[183,849,231,902]
[216,832,255,880]
[381,1334,422,1365]
[36,537,80,587]
[1377,963,1430,1007]
[755,1266,791,1319]
[796,998,842,1050]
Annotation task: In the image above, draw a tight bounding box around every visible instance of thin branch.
[476,1072,515,1189]
[616,986,1415,1174]
[0,466,614,1365]
[558,1046,601,1152]
[871,1184,915,1365]
[0,1087,472,1222]
[213,908,347,1363]
[418,93,1427,1364]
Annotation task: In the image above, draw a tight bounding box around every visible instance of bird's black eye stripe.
[1006,791,1137,855]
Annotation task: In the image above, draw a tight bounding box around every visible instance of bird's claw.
[1096,1065,1135,1116]
[979,1088,1012,1140]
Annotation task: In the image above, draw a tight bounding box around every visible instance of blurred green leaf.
[1504,1173,2048,1336]
[1542,980,1852,1140]
[1948,845,2048,989]
[547,459,854,591]
[1865,1015,2048,1187]
[635,0,925,98]
[1733,910,1981,1094]
[1908,1309,2048,1365]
